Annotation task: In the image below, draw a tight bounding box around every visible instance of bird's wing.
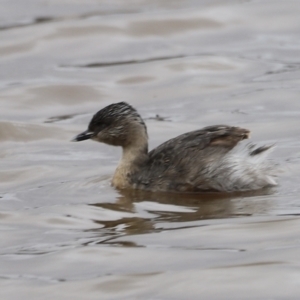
[136,125,250,191]
[148,125,250,162]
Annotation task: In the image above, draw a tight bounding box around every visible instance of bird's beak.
[71,130,94,142]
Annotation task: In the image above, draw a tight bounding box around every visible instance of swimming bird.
[73,102,277,192]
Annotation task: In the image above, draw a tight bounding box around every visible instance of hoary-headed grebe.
[73,102,277,192]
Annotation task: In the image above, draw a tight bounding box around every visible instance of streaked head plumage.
[73,102,147,146]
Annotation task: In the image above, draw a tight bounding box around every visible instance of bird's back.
[130,125,276,192]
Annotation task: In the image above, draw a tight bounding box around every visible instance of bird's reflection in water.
[89,188,274,243]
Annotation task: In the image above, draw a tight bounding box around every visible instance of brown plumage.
[73,102,277,192]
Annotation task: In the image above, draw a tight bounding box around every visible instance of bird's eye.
[88,122,107,134]
[99,123,107,130]
[93,123,108,133]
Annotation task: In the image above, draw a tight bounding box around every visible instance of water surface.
[1,0,300,299]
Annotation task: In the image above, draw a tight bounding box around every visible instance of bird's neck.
[112,132,148,189]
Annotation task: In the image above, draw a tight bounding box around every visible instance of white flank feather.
[210,140,277,191]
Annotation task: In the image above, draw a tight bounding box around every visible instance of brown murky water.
[1,0,300,299]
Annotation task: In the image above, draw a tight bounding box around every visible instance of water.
[1,0,300,299]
